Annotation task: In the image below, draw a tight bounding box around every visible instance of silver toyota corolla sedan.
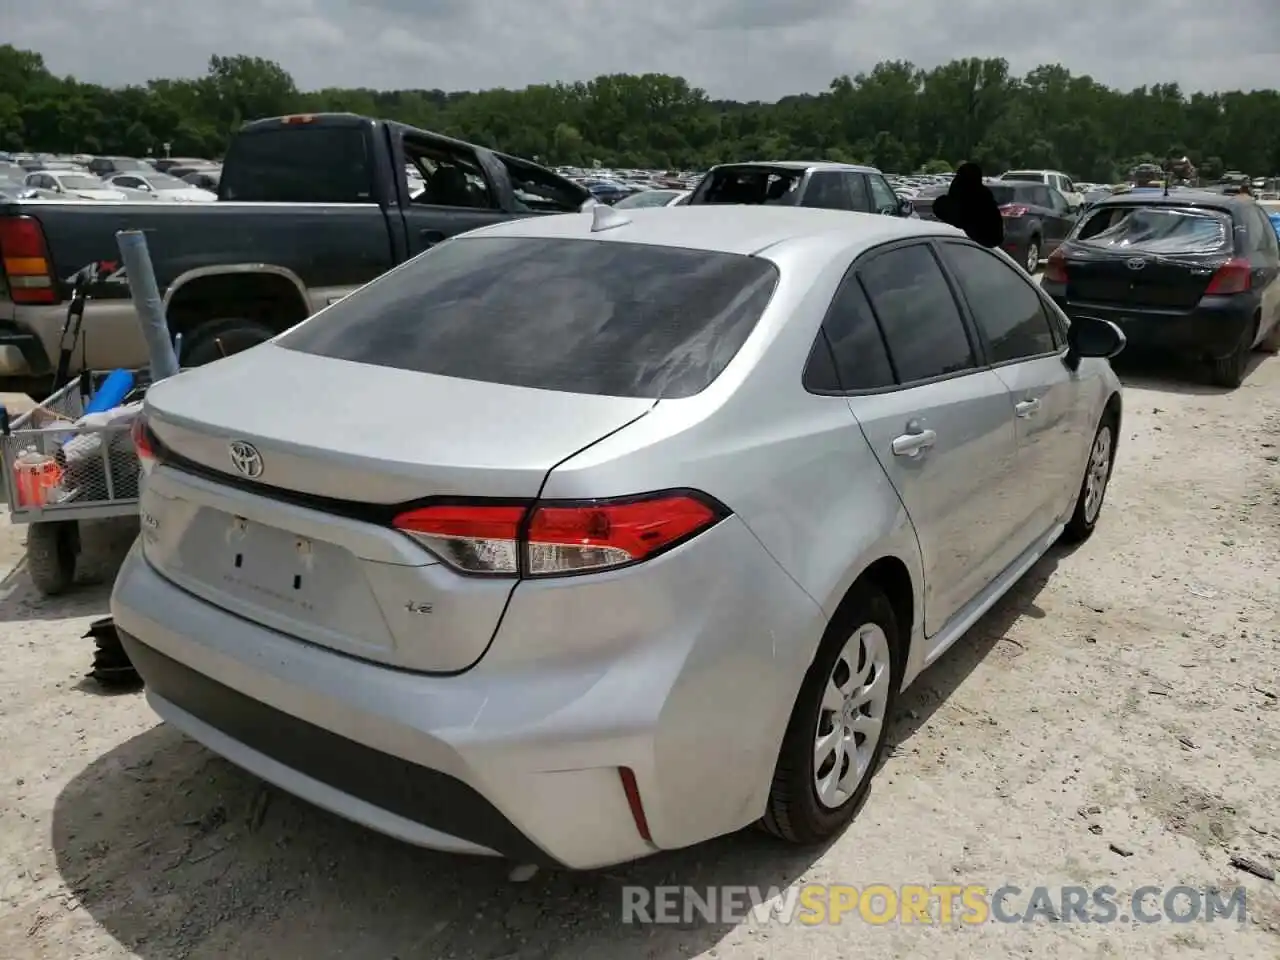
[113,204,1125,869]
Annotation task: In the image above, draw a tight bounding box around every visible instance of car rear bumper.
[111,514,824,868]
[1045,288,1258,359]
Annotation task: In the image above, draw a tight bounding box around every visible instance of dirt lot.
[0,356,1278,960]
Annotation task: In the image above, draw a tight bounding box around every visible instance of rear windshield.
[219,125,372,203]
[1075,205,1232,255]
[989,184,1027,205]
[277,236,779,399]
[1003,172,1045,182]
[695,167,803,205]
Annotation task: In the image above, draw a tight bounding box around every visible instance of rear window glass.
[277,237,779,399]
[1075,205,1231,254]
[1003,172,1045,182]
[219,126,372,203]
[694,167,803,205]
[989,185,1026,205]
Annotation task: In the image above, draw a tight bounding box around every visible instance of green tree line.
[2,44,1278,181]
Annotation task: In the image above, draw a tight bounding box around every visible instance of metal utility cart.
[1,374,142,595]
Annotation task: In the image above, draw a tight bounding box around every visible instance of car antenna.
[591,204,631,232]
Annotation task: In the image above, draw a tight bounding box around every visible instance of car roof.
[712,160,879,174]
[461,205,962,257]
[1092,190,1243,210]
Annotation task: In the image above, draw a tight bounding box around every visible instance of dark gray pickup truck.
[0,113,592,395]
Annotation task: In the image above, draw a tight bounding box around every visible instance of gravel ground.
[0,355,1277,960]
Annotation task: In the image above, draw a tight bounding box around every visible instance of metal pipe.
[115,230,179,382]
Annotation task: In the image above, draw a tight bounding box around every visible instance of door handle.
[1015,398,1041,418]
[891,428,937,457]
[420,229,446,247]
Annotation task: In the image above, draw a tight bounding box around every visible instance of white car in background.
[612,188,691,208]
[23,171,129,201]
[1000,169,1085,211]
[107,172,217,202]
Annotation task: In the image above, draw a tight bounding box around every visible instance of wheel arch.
[163,264,312,340]
[825,553,918,685]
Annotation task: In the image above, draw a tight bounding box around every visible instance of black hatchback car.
[1043,192,1280,387]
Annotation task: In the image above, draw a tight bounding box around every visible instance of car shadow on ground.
[51,548,1064,960]
[0,518,136,623]
[1113,351,1268,396]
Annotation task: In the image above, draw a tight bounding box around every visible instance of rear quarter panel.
[541,231,925,680]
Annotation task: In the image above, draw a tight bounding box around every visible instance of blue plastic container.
[84,368,135,415]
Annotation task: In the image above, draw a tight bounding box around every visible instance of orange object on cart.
[13,449,63,507]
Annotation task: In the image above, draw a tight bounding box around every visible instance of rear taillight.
[392,491,728,577]
[1044,249,1068,283]
[131,417,160,473]
[0,216,57,305]
[1204,257,1251,295]
[1000,204,1029,218]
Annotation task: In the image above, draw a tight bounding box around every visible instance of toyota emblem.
[228,440,264,478]
[1126,257,1147,271]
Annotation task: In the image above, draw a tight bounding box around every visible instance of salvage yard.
[1,356,1279,960]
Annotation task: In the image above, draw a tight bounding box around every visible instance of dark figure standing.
[933,162,1005,249]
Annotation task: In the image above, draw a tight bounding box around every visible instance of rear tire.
[1207,317,1257,388]
[760,583,901,845]
[180,318,275,367]
[1024,237,1041,274]
[27,521,78,596]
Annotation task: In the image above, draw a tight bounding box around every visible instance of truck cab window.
[404,139,497,210]
[220,125,374,203]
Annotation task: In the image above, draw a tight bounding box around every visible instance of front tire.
[1062,414,1116,544]
[761,583,901,845]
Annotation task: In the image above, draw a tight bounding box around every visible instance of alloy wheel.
[1083,424,1113,524]
[813,623,892,809]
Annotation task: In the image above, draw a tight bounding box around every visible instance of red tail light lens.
[1044,249,1068,283]
[0,216,58,304]
[1204,257,1251,295]
[131,417,160,473]
[392,491,727,577]
[1000,204,1029,218]
[393,503,525,575]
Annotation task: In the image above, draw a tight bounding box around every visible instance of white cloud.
[10,0,1279,99]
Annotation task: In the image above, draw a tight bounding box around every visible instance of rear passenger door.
[842,173,873,213]
[1038,186,1074,250]
[841,241,1022,635]
[936,239,1087,540]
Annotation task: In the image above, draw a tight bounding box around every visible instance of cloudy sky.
[11,0,1279,100]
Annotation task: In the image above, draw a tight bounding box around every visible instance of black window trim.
[830,238,987,394]
[801,260,899,396]
[933,238,1063,368]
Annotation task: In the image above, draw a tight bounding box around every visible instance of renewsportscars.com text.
[621,884,1248,925]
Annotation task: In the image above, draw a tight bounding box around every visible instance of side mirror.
[1064,315,1125,370]
[897,196,914,217]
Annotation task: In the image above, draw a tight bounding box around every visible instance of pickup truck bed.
[0,114,591,395]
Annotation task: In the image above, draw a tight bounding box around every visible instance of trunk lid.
[1064,203,1234,311]
[140,344,654,672]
